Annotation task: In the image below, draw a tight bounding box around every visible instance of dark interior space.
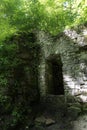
[46,55,64,95]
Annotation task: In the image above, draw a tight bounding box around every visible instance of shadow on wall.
[45,54,64,95]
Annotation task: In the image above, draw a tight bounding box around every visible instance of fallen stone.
[68,102,81,108]
[82,103,87,113]
[45,118,55,126]
[35,116,46,125]
[67,106,81,119]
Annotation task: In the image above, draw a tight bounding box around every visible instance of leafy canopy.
[0,0,87,41]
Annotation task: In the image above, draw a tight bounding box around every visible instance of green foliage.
[0,35,40,129]
[0,0,87,42]
[0,43,20,109]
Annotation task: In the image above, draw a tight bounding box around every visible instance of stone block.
[68,102,81,108]
[83,103,87,113]
[35,116,46,126]
[35,116,55,127]
[67,106,81,119]
[45,118,55,126]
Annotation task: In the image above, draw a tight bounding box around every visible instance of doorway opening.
[46,55,64,95]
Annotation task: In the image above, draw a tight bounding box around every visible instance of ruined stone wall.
[37,29,87,102]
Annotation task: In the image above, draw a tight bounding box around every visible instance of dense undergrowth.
[0,33,40,130]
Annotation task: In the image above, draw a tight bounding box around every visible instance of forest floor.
[30,113,87,130]
[29,95,87,130]
[73,114,87,130]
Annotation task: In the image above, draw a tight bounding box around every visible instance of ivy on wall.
[0,33,40,129]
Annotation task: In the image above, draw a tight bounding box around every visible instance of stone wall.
[37,28,87,102]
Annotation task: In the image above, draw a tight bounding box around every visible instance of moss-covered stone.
[67,106,81,119]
